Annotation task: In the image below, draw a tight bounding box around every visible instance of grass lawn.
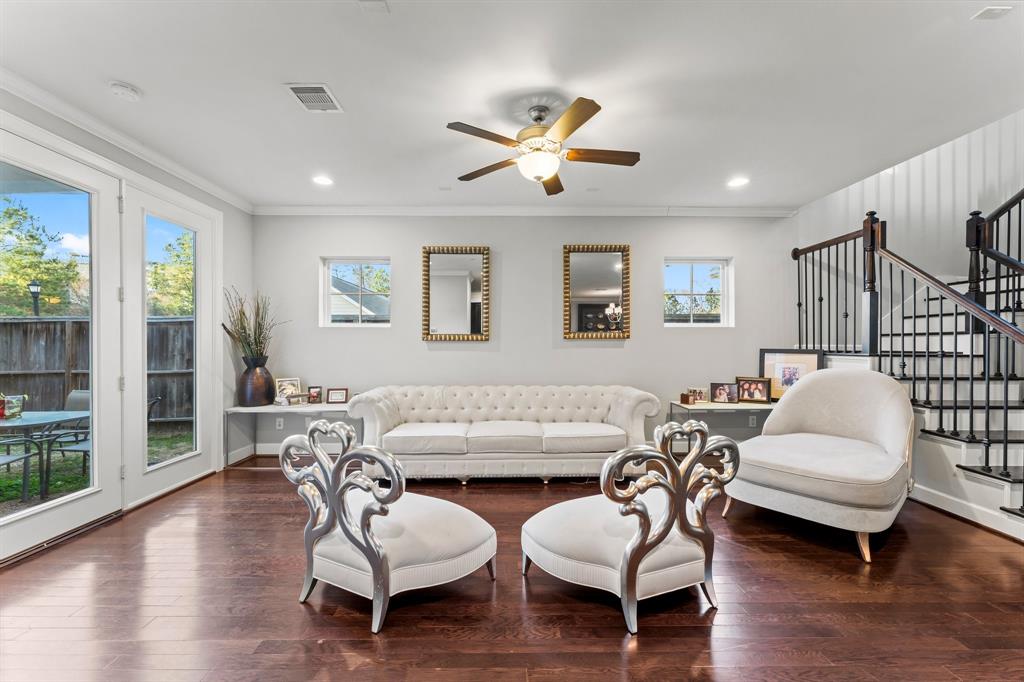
[1,428,194,515]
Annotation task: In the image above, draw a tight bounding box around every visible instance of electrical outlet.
[275,417,284,430]
[748,415,757,428]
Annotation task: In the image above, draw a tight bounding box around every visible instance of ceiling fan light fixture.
[516,150,560,182]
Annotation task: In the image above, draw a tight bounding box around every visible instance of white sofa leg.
[521,550,532,576]
[299,573,317,603]
[486,555,496,580]
[721,496,733,519]
[856,531,871,563]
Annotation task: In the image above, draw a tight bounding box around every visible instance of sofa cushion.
[541,422,627,454]
[381,422,469,455]
[734,432,908,508]
[467,420,543,453]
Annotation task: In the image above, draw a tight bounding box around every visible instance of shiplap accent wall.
[792,109,1024,277]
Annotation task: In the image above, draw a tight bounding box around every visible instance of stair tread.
[915,399,1024,409]
[894,375,1024,381]
[954,463,1024,484]
[998,506,1024,519]
[924,429,1024,443]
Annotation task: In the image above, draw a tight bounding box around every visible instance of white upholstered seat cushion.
[381,422,469,454]
[541,422,627,454]
[313,490,496,598]
[736,432,908,508]
[467,420,543,453]
[521,490,705,600]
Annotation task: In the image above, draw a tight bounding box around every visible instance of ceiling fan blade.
[457,158,517,182]
[565,148,640,166]
[447,122,520,147]
[545,98,601,143]
[542,174,564,196]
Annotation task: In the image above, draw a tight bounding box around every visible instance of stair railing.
[791,229,865,353]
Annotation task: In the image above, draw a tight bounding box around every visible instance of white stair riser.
[901,380,1022,402]
[881,334,986,354]
[922,407,1024,432]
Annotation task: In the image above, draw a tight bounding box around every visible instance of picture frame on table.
[736,376,771,403]
[307,386,323,404]
[326,387,350,404]
[275,377,302,398]
[758,348,825,401]
[710,382,738,404]
[687,387,708,403]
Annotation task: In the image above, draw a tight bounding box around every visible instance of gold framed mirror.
[422,245,491,341]
[563,244,630,340]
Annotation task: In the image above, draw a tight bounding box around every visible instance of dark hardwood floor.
[1,469,1023,681]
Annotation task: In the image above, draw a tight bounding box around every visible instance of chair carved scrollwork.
[600,420,740,633]
[280,419,405,633]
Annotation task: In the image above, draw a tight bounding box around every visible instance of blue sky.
[664,262,721,294]
[4,192,185,263]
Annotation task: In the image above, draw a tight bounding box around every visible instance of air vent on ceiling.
[970,6,1014,20]
[286,84,343,113]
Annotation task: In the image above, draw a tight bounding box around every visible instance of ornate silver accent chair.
[280,420,497,633]
[520,420,739,634]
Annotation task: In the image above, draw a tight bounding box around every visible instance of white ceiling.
[1,1,1022,213]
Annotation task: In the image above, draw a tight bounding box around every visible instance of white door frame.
[0,129,123,560]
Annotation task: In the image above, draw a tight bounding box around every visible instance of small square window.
[664,259,731,326]
[322,258,391,326]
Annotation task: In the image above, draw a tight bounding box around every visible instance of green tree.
[0,198,85,317]
[148,232,195,316]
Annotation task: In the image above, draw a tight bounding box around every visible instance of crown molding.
[252,204,797,218]
[0,67,253,213]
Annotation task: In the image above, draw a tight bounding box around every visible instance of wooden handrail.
[791,229,861,260]
[876,243,1024,344]
[980,246,1024,275]
[984,186,1024,224]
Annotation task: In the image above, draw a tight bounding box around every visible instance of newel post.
[965,210,987,333]
[862,211,880,356]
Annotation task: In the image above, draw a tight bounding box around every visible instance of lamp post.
[27,280,41,316]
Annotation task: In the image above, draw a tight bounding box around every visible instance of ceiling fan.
[447,97,639,196]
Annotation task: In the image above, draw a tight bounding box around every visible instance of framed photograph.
[287,393,309,406]
[678,393,695,405]
[326,387,349,404]
[307,386,322,404]
[275,377,302,399]
[687,386,708,403]
[736,376,771,403]
[758,348,825,401]
[710,382,738,403]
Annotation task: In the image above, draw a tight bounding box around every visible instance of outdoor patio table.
[1,411,89,499]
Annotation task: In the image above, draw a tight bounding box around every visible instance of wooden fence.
[0,317,194,422]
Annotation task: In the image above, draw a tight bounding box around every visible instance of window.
[321,258,391,326]
[664,258,731,326]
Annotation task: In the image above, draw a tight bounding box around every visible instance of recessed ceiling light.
[109,81,142,102]
[312,175,334,186]
[971,6,1013,20]
[726,176,750,188]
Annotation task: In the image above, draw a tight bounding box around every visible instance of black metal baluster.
[951,302,960,437]
[854,239,859,351]
[900,271,907,378]
[983,325,992,471]
[804,254,810,349]
[968,303,976,441]
[818,251,823,351]
[1001,334,1010,478]
[826,247,831,352]
[811,252,817,349]
[924,286,932,406]
[844,241,850,351]
[912,277,918,402]
[835,245,840,352]
[888,262,895,376]
[796,257,803,348]
[936,293,945,432]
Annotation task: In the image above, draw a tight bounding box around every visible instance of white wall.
[252,214,795,443]
[0,89,256,454]
[791,109,1024,277]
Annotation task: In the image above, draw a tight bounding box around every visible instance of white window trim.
[663,257,734,328]
[319,256,392,328]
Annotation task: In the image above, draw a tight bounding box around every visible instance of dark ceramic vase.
[237,356,275,407]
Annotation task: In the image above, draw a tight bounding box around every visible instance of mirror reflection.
[566,249,628,337]
[422,246,490,341]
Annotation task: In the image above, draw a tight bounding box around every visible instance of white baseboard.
[226,445,255,466]
[911,483,1024,540]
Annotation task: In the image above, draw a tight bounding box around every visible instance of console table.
[669,401,774,443]
[223,403,355,467]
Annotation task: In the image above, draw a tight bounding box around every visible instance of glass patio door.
[0,130,123,561]
[121,186,216,507]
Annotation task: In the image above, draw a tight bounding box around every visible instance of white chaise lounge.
[722,368,914,562]
[348,385,661,481]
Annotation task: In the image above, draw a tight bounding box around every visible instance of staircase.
[791,187,1024,538]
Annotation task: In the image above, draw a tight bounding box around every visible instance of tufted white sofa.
[348,385,661,481]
